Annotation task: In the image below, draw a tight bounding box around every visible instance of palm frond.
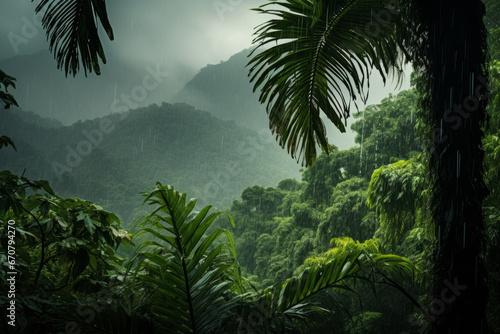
[249,0,405,166]
[33,0,114,76]
[234,238,416,332]
[125,183,242,334]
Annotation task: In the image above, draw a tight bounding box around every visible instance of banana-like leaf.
[127,183,241,334]
[248,0,405,166]
[33,0,114,76]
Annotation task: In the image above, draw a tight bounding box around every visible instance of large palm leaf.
[229,238,416,333]
[125,183,242,334]
[125,185,417,333]
[248,0,405,166]
[33,0,114,76]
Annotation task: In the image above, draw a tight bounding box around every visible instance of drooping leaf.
[249,0,405,166]
[0,136,17,151]
[0,70,19,109]
[33,0,114,76]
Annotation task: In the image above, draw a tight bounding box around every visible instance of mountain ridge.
[0,49,193,126]
[0,103,301,224]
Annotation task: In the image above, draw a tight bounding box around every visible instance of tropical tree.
[248,0,491,332]
[124,182,243,333]
[123,183,417,333]
[367,158,426,249]
[0,169,142,333]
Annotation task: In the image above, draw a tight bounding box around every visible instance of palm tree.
[248,0,490,333]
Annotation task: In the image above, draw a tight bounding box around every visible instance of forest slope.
[0,103,301,225]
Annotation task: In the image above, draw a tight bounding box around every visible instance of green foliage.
[397,226,432,264]
[367,158,426,248]
[235,237,416,333]
[484,19,500,331]
[0,103,300,224]
[0,171,134,333]
[351,89,420,166]
[0,1,446,331]
[279,189,302,217]
[302,151,343,207]
[315,178,374,250]
[292,231,315,266]
[345,311,383,334]
[125,183,241,333]
[277,178,301,192]
[241,185,285,220]
[0,69,19,109]
[254,233,278,285]
[290,202,317,228]
[223,80,430,331]
[485,0,500,31]
[248,0,404,166]
[34,0,114,76]
[0,170,420,333]
[230,86,422,288]
[483,134,500,199]
[235,231,259,273]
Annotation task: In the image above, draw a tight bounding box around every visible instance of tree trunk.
[426,0,489,332]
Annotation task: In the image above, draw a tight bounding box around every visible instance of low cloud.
[0,0,265,72]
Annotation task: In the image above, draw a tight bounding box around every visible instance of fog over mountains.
[0,49,194,125]
[0,104,302,224]
[0,45,410,223]
[172,49,411,150]
[1,46,410,148]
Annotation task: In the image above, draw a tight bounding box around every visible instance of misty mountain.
[1,108,63,129]
[173,49,357,150]
[0,49,194,126]
[173,49,269,132]
[173,48,412,151]
[0,103,301,224]
[1,47,406,152]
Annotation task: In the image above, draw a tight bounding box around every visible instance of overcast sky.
[0,0,411,130]
[0,0,267,70]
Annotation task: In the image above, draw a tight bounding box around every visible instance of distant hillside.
[1,109,63,129]
[173,49,269,132]
[0,50,193,126]
[173,49,411,150]
[0,103,301,225]
[173,48,357,148]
